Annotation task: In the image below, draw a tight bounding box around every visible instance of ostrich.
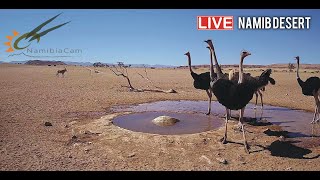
[184,49,229,115]
[229,69,276,109]
[184,51,213,115]
[205,39,273,153]
[295,56,320,123]
[204,46,229,115]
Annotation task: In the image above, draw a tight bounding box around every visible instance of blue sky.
[0,9,319,65]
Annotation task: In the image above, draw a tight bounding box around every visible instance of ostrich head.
[204,39,214,50]
[184,52,190,56]
[241,50,251,58]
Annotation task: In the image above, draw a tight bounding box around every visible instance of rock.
[69,121,77,125]
[285,167,292,170]
[73,143,81,147]
[166,89,177,93]
[84,130,93,135]
[279,136,285,141]
[152,116,180,127]
[216,157,228,164]
[44,122,52,126]
[238,155,245,162]
[84,148,91,152]
[200,155,212,165]
[259,119,269,123]
[105,122,112,126]
[202,138,208,144]
[84,131,101,135]
[128,153,136,158]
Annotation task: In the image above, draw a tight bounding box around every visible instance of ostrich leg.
[311,104,318,124]
[254,91,258,109]
[258,90,263,110]
[206,89,212,115]
[316,92,320,122]
[225,109,231,120]
[240,107,250,153]
[220,108,229,144]
[311,91,320,124]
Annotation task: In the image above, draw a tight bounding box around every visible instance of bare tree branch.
[109,66,134,90]
[136,65,161,89]
[109,62,177,93]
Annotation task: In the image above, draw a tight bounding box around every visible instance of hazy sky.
[0,9,319,65]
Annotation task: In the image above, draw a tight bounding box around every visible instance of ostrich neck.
[238,56,244,84]
[296,60,300,79]
[209,49,215,81]
[187,55,193,73]
[212,49,223,75]
[211,48,222,79]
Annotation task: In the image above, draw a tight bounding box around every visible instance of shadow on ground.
[257,140,320,159]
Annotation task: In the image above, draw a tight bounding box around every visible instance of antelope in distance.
[56,67,67,77]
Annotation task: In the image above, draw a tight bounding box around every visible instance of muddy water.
[112,112,223,135]
[112,100,320,148]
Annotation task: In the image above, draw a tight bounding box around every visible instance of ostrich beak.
[204,40,214,49]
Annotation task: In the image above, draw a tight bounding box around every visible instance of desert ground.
[0,64,319,171]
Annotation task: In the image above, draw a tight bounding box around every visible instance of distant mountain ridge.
[6,60,320,69]
[25,60,66,65]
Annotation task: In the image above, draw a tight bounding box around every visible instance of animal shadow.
[245,117,273,126]
[264,129,289,137]
[265,140,319,159]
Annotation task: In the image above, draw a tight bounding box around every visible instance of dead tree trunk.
[109,64,135,91]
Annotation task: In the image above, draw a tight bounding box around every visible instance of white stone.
[152,116,180,126]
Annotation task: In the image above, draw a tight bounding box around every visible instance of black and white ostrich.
[295,56,320,123]
[185,49,228,115]
[205,47,230,117]
[184,52,213,115]
[205,39,274,153]
[229,69,276,109]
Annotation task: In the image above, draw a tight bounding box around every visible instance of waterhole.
[111,100,320,148]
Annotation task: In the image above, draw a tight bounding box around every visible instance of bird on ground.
[205,39,274,153]
[295,56,320,123]
[184,52,213,115]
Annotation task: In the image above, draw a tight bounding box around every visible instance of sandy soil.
[0,64,319,171]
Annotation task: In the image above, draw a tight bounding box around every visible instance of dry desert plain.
[0,63,320,170]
